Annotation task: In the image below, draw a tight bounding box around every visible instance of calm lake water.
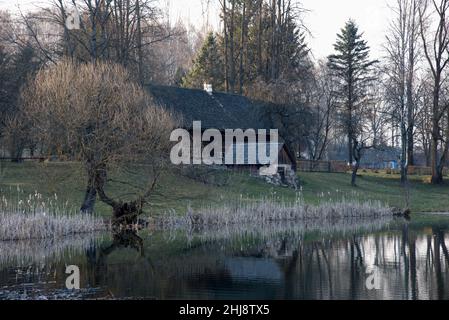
[1,215,449,300]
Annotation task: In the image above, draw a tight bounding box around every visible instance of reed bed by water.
[0,212,107,241]
[159,198,393,230]
[0,188,108,241]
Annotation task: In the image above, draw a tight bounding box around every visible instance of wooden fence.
[297,160,449,176]
[297,160,349,173]
[0,157,46,162]
[407,166,449,176]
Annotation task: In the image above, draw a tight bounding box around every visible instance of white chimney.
[204,83,213,94]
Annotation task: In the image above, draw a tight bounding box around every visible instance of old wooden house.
[145,84,297,176]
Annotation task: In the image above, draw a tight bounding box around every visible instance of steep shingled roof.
[145,85,269,130]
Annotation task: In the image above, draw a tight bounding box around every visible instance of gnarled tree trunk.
[112,201,143,226]
[80,176,97,215]
[93,163,158,227]
[80,161,99,214]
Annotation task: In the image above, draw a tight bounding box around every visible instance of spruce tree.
[182,32,224,91]
[327,20,378,163]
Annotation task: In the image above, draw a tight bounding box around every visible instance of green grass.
[1,162,449,217]
[299,171,449,212]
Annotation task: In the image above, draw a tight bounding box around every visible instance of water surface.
[1,215,449,300]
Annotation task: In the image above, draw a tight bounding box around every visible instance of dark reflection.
[1,218,449,300]
[85,229,153,294]
[102,229,145,256]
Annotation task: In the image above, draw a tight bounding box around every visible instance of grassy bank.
[1,162,449,216]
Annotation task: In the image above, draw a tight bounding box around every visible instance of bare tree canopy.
[19,59,176,220]
[418,0,449,184]
[384,0,420,184]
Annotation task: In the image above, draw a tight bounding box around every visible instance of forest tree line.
[182,0,449,186]
[1,0,449,186]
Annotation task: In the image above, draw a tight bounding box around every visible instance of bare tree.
[219,0,230,92]
[384,0,420,183]
[14,0,180,83]
[20,60,176,221]
[351,77,387,187]
[0,11,42,159]
[239,0,247,94]
[147,20,201,85]
[305,62,337,162]
[418,0,449,184]
[415,73,434,165]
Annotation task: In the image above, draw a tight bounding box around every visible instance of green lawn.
[1,161,449,216]
[299,171,449,212]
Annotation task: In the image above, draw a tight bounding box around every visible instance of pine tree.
[327,20,378,163]
[182,32,224,91]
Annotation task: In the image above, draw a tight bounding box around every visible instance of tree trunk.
[406,0,417,167]
[223,0,229,92]
[257,0,263,76]
[9,132,25,162]
[347,135,353,164]
[80,181,97,214]
[229,0,236,93]
[90,6,98,63]
[407,132,414,166]
[112,202,143,226]
[351,161,359,187]
[400,161,408,185]
[430,80,441,184]
[401,122,408,184]
[239,1,246,94]
[136,0,144,84]
[429,99,449,185]
[81,164,98,214]
[96,184,142,225]
[351,142,365,187]
[270,0,277,79]
[435,165,444,184]
[406,72,415,166]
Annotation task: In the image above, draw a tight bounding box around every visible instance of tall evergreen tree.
[327,20,378,164]
[182,32,224,91]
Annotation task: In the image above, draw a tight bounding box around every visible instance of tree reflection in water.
[1,219,449,300]
[52,224,449,300]
[85,228,154,297]
[264,223,449,300]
